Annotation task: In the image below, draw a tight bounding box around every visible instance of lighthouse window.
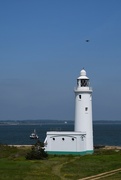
[62,138,65,141]
[79,95,81,99]
[77,79,79,86]
[85,107,88,111]
[53,138,55,141]
[72,138,74,141]
[81,79,89,87]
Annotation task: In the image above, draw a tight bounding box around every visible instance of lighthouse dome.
[80,69,86,76]
[77,69,89,79]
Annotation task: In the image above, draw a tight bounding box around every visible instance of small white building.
[44,131,86,155]
[44,69,94,155]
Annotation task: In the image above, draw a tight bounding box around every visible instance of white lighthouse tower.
[74,69,93,153]
[44,68,94,155]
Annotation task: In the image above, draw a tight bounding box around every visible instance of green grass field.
[0,145,121,180]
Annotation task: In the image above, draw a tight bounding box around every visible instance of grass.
[0,145,121,179]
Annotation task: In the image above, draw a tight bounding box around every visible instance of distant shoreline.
[95,145,121,150]
[8,145,32,149]
[0,120,121,126]
[8,145,121,150]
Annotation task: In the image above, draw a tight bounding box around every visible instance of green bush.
[26,140,48,160]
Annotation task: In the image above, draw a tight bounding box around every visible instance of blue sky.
[0,0,121,120]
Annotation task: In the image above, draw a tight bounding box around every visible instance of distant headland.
[0,120,121,125]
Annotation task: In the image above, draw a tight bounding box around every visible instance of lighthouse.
[74,69,93,153]
[44,69,94,155]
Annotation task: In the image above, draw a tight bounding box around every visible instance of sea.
[0,120,121,146]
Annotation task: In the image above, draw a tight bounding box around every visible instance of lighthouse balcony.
[74,87,92,92]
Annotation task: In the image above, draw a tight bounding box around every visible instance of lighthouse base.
[44,131,93,155]
[45,150,93,155]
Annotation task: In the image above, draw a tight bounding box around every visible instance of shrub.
[26,140,48,160]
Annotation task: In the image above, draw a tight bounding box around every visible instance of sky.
[0,0,121,121]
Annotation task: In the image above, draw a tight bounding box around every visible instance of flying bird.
[85,40,90,42]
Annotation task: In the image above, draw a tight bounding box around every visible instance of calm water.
[0,122,121,146]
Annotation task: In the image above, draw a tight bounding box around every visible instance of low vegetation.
[0,144,121,179]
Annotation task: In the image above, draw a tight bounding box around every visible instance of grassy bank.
[0,145,121,179]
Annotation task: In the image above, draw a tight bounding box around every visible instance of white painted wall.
[44,131,86,153]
